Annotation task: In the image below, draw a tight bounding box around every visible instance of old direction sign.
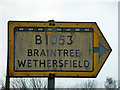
[8,21,112,77]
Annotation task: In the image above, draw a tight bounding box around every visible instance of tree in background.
[75,80,97,90]
[11,79,28,89]
[30,78,47,89]
[104,77,117,89]
[0,77,119,89]
[0,79,5,89]
[10,78,47,89]
[0,77,47,89]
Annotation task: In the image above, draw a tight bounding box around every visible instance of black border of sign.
[7,21,112,78]
[13,27,94,72]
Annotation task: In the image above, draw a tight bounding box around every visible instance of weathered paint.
[8,21,112,77]
[14,28,93,72]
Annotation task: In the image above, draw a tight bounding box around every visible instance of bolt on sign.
[8,21,112,77]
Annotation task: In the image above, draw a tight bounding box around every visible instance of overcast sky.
[0,0,119,88]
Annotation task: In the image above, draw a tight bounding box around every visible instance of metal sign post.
[48,73,55,90]
[5,76,10,90]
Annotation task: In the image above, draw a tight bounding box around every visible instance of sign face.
[8,21,112,77]
[14,27,94,72]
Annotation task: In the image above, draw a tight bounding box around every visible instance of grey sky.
[0,0,118,88]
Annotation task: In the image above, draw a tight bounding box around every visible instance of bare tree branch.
[104,77,117,89]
